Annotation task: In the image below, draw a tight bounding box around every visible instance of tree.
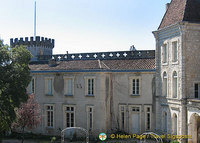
[12,94,41,143]
[0,39,32,141]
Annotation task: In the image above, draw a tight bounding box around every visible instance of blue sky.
[0,0,169,54]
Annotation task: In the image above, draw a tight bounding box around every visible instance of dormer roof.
[159,0,200,29]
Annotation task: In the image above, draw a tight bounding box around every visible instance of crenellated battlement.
[10,36,55,49]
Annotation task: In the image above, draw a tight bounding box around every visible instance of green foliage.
[171,140,179,143]
[50,136,56,142]
[0,39,32,138]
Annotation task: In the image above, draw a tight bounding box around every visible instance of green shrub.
[171,140,179,143]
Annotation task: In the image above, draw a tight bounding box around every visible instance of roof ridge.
[158,0,172,29]
[158,0,188,29]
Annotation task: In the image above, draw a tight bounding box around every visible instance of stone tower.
[153,0,200,142]
[10,36,54,61]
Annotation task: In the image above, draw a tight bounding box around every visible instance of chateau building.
[10,0,200,142]
[153,0,200,142]
[10,37,156,136]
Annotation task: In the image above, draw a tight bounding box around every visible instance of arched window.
[163,112,167,132]
[173,71,178,98]
[172,113,177,135]
[163,72,168,97]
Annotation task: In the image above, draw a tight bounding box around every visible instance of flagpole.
[34,0,36,39]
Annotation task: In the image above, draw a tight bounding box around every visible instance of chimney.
[130,45,136,51]
[166,3,170,11]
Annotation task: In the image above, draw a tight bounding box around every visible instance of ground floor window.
[87,106,94,131]
[163,111,167,132]
[145,106,151,131]
[172,113,177,135]
[46,105,54,128]
[64,106,75,127]
[119,105,126,130]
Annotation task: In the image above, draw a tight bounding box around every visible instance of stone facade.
[153,16,200,143]
[27,61,155,137]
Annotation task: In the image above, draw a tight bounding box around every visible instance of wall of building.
[27,70,155,136]
[111,72,155,133]
[30,72,110,136]
[184,23,200,99]
[153,23,189,140]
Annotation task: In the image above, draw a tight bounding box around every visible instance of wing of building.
[153,0,200,142]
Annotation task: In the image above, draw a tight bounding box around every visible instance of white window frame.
[29,77,35,94]
[129,76,141,96]
[86,105,94,131]
[45,77,54,96]
[144,105,152,131]
[172,41,178,63]
[44,104,55,128]
[119,105,126,131]
[63,105,76,128]
[162,43,168,64]
[163,72,168,97]
[64,77,74,96]
[85,76,96,96]
[172,71,178,98]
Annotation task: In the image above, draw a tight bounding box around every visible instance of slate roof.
[30,58,155,72]
[159,0,200,29]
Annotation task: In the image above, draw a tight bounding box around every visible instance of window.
[194,83,199,98]
[64,106,75,127]
[119,105,126,130]
[46,105,54,128]
[172,113,177,135]
[29,78,35,94]
[85,77,95,96]
[163,72,168,97]
[173,71,178,98]
[162,44,168,63]
[45,77,53,95]
[87,106,94,131]
[163,112,167,132]
[172,41,178,62]
[64,78,74,96]
[130,77,141,96]
[88,79,94,95]
[132,107,140,112]
[145,106,151,131]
